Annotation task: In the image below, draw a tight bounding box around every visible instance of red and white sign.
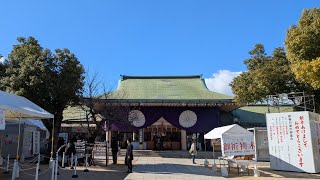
[0,109,5,130]
[267,111,320,173]
[221,135,255,156]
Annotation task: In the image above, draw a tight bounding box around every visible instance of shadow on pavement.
[0,160,130,180]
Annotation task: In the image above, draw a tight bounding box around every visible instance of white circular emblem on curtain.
[128,110,146,127]
[179,110,197,128]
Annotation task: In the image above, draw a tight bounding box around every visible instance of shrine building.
[91,75,239,150]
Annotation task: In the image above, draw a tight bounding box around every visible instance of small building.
[231,105,295,128]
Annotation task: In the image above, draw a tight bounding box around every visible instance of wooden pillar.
[181,130,187,150]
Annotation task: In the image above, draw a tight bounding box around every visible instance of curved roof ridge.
[121,75,203,80]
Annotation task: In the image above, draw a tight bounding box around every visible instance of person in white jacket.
[189,140,197,164]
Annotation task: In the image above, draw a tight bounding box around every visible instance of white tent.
[0,90,53,119]
[205,124,254,156]
[0,90,53,162]
[7,119,48,131]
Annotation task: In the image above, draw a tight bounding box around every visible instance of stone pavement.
[125,157,225,180]
[0,160,128,180]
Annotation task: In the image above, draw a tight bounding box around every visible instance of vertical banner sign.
[221,135,255,156]
[139,129,143,144]
[33,131,40,155]
[266,111,320,173]
[0,109,5,130]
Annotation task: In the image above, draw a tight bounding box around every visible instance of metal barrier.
[72,156,78,178]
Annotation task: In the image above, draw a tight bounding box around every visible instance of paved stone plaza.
[125,157,223,180]
[0,157,223,180]
[2,156,320,180]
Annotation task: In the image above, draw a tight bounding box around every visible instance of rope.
[38,166,52,176]
[20,169,37,177]
[57,165,69,171]
[19,164,52,177]
[19,161,38,167]
[18,166,38,171]
[0,167,13,170]
[24,156,39,164]
[40,155,52,159]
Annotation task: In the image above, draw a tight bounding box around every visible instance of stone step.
[118,150,221,158]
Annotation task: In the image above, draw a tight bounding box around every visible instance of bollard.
[254,164,260,177]
[55,152,59,177]
[35,163,39,180]
[83,154,89,172]
[221,165,228,177]
[62,152,65,168]
[51,159,55,180]
[212,161,217,172]
[4,154,10,174]
[72,156,78,178]
[16,163,19,178]
[49,157,53,168]
[37,154,41,172]
[204,158,209,167]
[70,153,74,169]
[11,159,18,180]
[54,159,58,180]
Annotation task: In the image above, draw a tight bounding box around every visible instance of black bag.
[125,156,128,165]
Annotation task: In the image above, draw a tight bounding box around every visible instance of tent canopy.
[6,119,48,131]
[0,90,53,119]
[204,124,252,140]
[204,124,255,156]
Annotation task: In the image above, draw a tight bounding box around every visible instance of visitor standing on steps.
[126,138,133,173]
[189,139,197,164]
[111,137,119,164]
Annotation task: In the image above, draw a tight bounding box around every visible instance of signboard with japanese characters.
[33,131,40,155]
[0,109,5,130]
[221,134,255,156]
[266,111,320,173]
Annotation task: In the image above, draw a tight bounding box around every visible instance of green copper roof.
[105,75,233,102]
[62,106,88,121]
[232,105,295,124]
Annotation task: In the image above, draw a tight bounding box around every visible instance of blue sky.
[1,1,319,94]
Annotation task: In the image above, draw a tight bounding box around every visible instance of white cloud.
[0,57,5,63]
[205,70,242,96]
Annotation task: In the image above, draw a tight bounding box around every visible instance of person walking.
[189,140,197,164]
[125,138,133,173]
[65,140,76,167]
[111,137,119,164]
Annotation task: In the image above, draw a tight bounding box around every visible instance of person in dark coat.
[58,137,65,156]
[125,138,133,173]
[65,140,76,166]
[111,137,119,164]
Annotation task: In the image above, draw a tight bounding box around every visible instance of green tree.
[0,55,8,83]
[230,44,305,104]
[1,37,85,154]
[285,8,320,89]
